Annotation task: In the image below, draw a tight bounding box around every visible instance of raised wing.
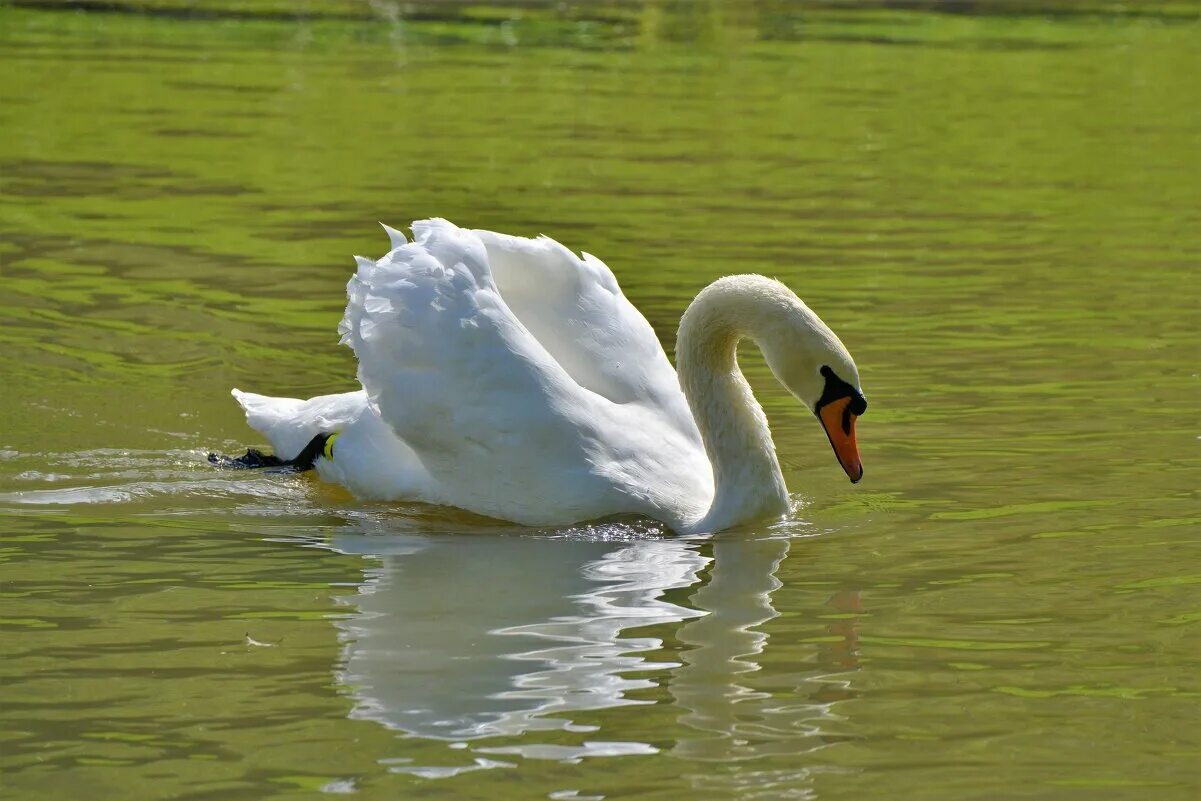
[471,227,696,437]
[340,219,634,523]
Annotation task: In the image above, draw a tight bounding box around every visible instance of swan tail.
[226,388,365,460]
[229,388,310,458]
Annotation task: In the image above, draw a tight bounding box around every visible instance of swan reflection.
[322,522,857,777]
[668,536,857,772]
[328,529,708,741]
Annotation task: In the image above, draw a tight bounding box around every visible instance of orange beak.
[819,396,863,483]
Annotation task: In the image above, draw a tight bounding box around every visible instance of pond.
[1,2,1198,799]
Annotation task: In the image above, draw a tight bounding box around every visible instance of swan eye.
[816,365,867,416]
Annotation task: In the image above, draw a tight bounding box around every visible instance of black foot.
[209,448,288,469]
[209,433,330,473]
[290,432,331,471]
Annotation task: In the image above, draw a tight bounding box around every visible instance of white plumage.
[231,219,866,533]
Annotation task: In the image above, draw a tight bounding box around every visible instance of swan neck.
[676,277,791,531]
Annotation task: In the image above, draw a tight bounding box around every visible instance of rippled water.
[1,2,1199,799]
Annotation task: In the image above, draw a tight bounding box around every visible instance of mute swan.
[220,219,867,534]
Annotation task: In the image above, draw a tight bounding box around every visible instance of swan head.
[758,294,867,483]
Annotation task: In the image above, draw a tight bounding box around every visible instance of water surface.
[1,2,1199,799]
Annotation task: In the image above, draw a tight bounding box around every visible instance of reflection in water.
[670,536,861,801]
[671,536,791,761]
[324,524,860,782]
[328,529,708,746]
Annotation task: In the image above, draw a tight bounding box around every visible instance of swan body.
[230,219,866,534]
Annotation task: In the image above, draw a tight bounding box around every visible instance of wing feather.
[339,219,709,525]
[472,228,694,434]
[341,220,625,522]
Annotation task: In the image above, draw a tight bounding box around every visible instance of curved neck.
[676,276,793,532]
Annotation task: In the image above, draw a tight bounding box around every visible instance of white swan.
[227,219,867,534]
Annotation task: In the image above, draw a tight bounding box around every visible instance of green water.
[1,2,1199,799]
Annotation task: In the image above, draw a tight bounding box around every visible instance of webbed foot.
[208,433,330,473]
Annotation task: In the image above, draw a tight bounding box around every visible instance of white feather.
[380,221,408,249]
